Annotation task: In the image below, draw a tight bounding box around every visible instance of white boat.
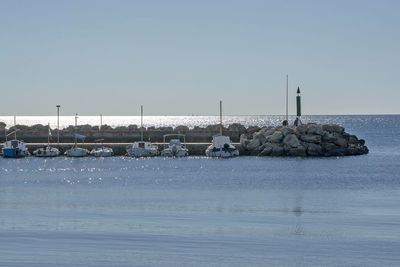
[66,146,89,157]
[127,141,158,157]
[65,114,90,157]
[33,146,60,157]
[205,101,239,158]
[91,139,113,157]
[205,135,239,158]
[161,134,189,157]
[127,106,158,157]
[2,127,29,158]
[33,124,60,157]
[90,116,114,157]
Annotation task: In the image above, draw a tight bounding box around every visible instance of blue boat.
[2,140,29,158]
[2,129,29,158]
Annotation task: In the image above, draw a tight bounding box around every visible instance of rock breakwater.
[240,123,368,157]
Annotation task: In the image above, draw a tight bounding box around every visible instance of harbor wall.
[0,122,258,143]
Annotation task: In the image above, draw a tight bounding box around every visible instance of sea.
[0,115,399,266]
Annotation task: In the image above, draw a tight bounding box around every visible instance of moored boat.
[161,134,189,157]
[65,114,90,157]
[2,139,29,158]
[91,139,113,157]
[33,146,60,157]
[205,101,239,158]
[2,128,29,158]
[127,106,158,157]
[33,123,60,157]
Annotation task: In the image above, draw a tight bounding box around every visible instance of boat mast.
[74,113,78,146]
[219,100,223,136]
[47,123,50,146]
[100,114,102,133]
[140,105,144,141]
[14,115,16,139]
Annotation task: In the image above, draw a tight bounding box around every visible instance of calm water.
[1,115,399,266]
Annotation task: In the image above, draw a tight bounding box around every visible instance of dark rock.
[283,134,301,148]
[306,124,324,135]
[296,124,308,135]
[307,143,323,156]
[300,134,322,144]
[286,145,306,157]
[266,131,283,143]
[281,127,295,136]
[322,124,345,134]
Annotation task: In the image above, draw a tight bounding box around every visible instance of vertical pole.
[14,115,16,139]
[286,75,289,122]
[74,113,78,146]
[140,105,144,141]
[219,100,223,136]
[56,105,60,145]
[48,123,50,146]
[100,114,102,132]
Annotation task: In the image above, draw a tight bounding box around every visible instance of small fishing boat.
[2,123,29,158]
[127,106,158,157]
[91,139,113,157]
[205,101,239,158]
[65,114,89,157]
[161,134,189,157]
[127,141,158,157]
[33,124,60,157]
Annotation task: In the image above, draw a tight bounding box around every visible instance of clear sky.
[0,0,399,115]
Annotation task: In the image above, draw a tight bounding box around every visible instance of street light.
[56,105,61,145]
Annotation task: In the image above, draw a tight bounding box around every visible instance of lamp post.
[56,105,61,145]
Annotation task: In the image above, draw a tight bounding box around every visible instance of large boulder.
[266,131,283,143]
[322,143,347,156]
[334,136,348,148]
[306,124,324,135]
[281,127,295,136]
[253,132,267,144]
[322,131,337,142]
[306,143,323,156]
[258,143,273,156]
[348,135,359,145]
[247,138,262,150]
[322,124,344,134]
[296,124,308,135]
[286,145,306,157]
[270,144,284,156]
[300,134,322,144]
[283,134,301,148]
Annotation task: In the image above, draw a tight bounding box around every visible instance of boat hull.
[161,148,189,157]
[2,148,29,158]
[127,147,158,157]
[205,146,239,158]
[91,148,114,157]
[66,147,89,157]
[33,147,60,157]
